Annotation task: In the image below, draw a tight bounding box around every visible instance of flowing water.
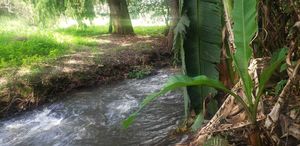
[0,69,184,146]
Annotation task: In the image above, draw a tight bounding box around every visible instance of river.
[0,69,184,146]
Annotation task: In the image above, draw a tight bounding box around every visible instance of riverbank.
[0,33,171,118]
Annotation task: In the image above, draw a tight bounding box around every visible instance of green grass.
[0,16,165,70]
[56,25,166,37]
[134,26,166,36]
[56,25,109,37]
[0,32,68,68]
[0,16,70,69]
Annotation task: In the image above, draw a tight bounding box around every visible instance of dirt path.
[0,35,171,118]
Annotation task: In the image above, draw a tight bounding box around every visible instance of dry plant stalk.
[264,61,300,129]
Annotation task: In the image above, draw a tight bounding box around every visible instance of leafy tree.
[27,0,134,34]
[0,0,33,20]
[128,0,169,26]
[25,0,98,26]
[27,0,65,25]
[65,0,96,27]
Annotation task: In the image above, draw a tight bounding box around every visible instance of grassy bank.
[0,17,166,69]
[0,17,168,118]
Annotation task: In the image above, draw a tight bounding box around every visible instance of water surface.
[0,69,184,146]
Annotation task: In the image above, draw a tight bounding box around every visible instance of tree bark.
[166,0,179,52]
[107,0,134,35]
[109,13,113,33]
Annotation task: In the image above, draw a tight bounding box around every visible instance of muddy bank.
[0,35,172,118]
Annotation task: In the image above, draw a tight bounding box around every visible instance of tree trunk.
[166,0,179,52]
[107,0,134,35]
[109,13,113,33]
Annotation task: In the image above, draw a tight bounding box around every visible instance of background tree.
[23,0,168,35]
[128,0,175,51]
[166,0,179,52]
[25,0,98,27]
[107,0,134,34]
[0,0,34,22]
[128,0,169,26]
[65,0,96,27]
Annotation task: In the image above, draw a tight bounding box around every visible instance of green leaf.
[280,63,287,73]
[122,113,137,128]
[179,0,184,14]
[256,48,288,98]
[173,7,190,118]
[252,48,288,117]
[204,136,230,146]
[191,113,204,131]
[173,14,190,38]
[123,74,247,128]
[232,0,258,106]
[208,99,218,116]
[183,0,222,111]
[223,0,233,18]
[173,14,190,63]
[275,80,287,96]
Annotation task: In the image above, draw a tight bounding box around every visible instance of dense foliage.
[25,0,98,25]
[128,0,169,25]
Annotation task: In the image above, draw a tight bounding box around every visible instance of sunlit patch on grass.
[134,26,166,37]
[97,38,112,44]
[17,67,31,76]
[56,25,109,37]
[121,43,133,47]
[64,59,85,65]
[0,78,7,86]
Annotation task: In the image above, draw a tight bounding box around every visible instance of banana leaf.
[232,0,258,106]
[183,0,222,112]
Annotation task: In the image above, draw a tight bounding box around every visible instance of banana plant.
[123,48,287,128]
[123,0,288,129]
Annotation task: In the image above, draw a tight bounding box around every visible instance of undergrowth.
[128,66,153,79]
[0,32,68,68]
